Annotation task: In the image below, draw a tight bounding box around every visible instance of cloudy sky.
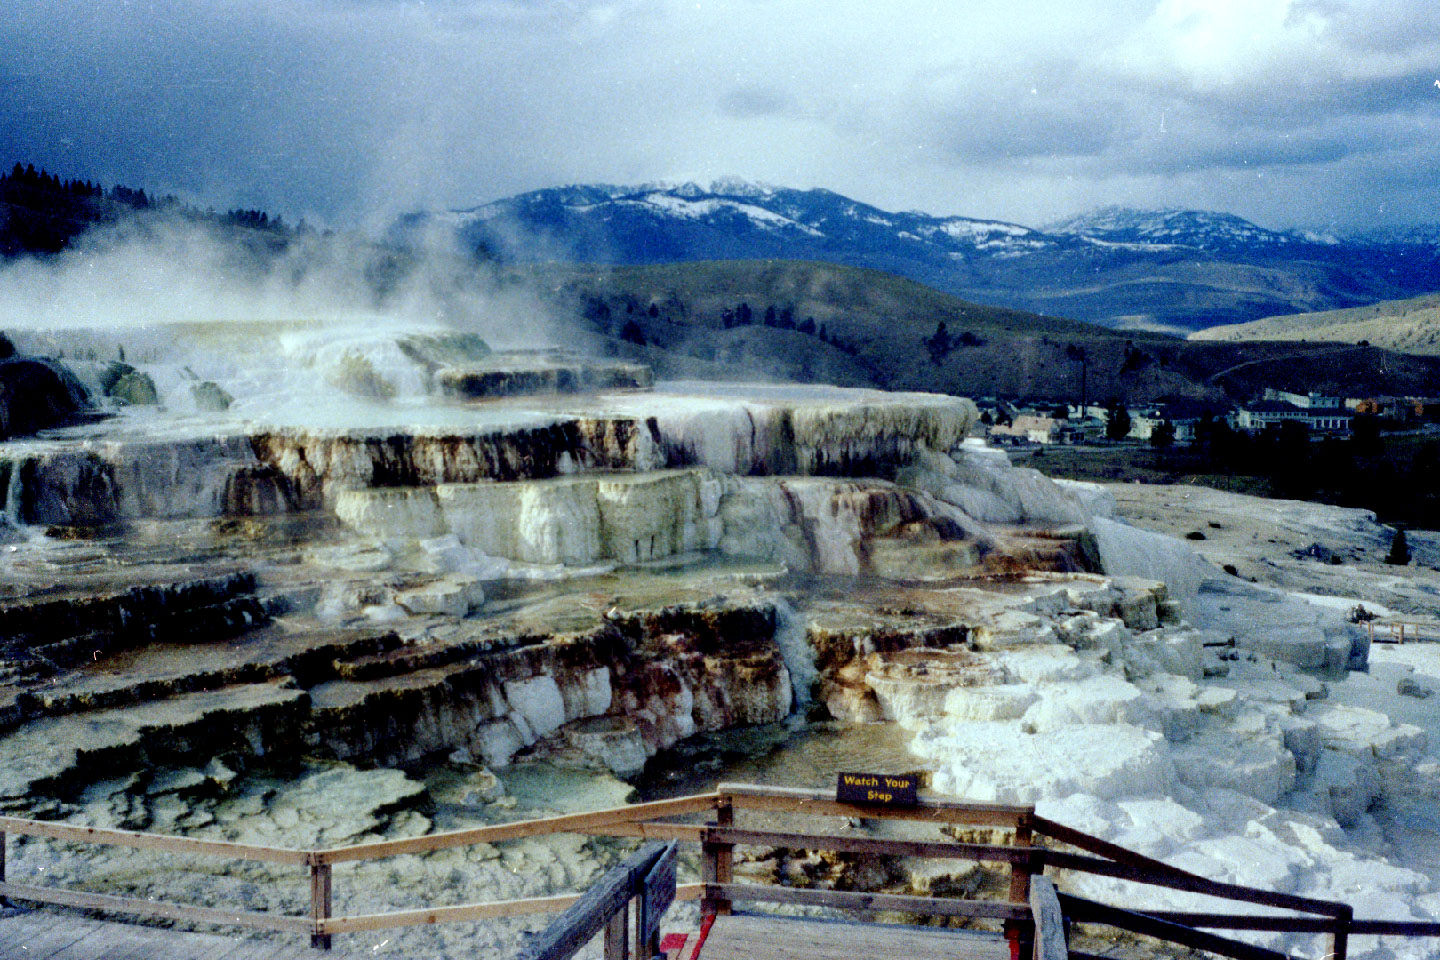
[2,0,1437,233]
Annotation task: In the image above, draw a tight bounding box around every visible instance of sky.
[2,0,1438,233]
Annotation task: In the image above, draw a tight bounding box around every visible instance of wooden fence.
[1366,620,1434,644]
[518,842,676,960]
[3,782,1440,960]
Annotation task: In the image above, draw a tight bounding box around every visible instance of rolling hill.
[1192,293,1440,356]
[518,259,1440,403]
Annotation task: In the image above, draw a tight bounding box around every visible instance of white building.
[1264,388,1342,410]
[1238,399,1352,432]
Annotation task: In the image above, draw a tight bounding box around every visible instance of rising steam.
[0,212,571,349]
[0,210,602,419]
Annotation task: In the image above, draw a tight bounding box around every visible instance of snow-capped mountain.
[393,181,1440,332]
[1046,206,1337,252]
[1353,223,1440,248]
[394,179,1065,267]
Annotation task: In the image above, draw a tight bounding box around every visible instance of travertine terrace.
[0,320,1436,959]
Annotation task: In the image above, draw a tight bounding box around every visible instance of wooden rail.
[1366,620,1432,644]
[0,793,713,949]
[1058,892,1292,960]
[719,782,1033,827]
[701,882,1029,921]
[518,842,677,960]
[1042,849,1349,919]
[2,781,1438,960]
[1030,877,1067,960]
[0,880,312,934]
[0,816,308,865]
[316,794,715,864]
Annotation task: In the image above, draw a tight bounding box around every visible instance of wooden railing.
[4,782,1440,959]
[1366,620,1433,644]
[0,815,315,938]
[0,795,711,949]
[519,842,677,960]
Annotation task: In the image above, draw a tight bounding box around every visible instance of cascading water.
[772,597,818,710]
[0,456,21,527]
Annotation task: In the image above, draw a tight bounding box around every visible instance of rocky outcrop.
[191,380,233,412]
[0,437,304,525]
[335,469,1011,577]
[438,357,652,399]
[3,325,1438,960]
[306,600,789,773]
[628,384,975,476]
[0,572,268,683]
[0,355,92,439]
[250,416,663,502]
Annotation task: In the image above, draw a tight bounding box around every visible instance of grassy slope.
[518,259,1216,400]
[1192,292,1440,356]
[513,259,1440,402]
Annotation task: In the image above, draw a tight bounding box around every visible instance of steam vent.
[1,320,1437,960]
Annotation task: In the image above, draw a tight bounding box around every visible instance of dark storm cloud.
[1,0,1437,231]
[718,86,797,119]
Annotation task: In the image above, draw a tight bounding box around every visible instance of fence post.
[0,829,7,908]
[700,826,732,918]
[715,796,734,916]
[604,899,629,960]
[1006,814,1036,960]
[1330,905,1352,960]
[310,860,333,950]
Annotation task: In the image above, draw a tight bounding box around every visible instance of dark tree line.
[923,321,983,364]
[5,163,106,198]
[1,161,298,257]
[582,292,860,355]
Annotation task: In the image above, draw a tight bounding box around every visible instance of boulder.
[0,355,92,439]
[109,370,159,405]
[191,380,233,412]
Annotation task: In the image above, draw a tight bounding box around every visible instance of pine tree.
[1386,528,1411,566]
[1150,420,1176,448]
[924,321,953,364]
[1106,402,1132,441]
[619,319,647,346]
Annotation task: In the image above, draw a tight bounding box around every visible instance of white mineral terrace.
[0,321,1437,960]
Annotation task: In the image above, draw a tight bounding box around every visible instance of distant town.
[979,387,1440,447]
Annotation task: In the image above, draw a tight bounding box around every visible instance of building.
[1347,396,1440,421]
[991,415,1060,444]
[1237,399,1352,433]
[989,415,1087,445]
[1264,388,1343,409]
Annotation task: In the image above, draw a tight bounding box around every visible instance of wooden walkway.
[696,914,1009,960]
[0,909,360,960]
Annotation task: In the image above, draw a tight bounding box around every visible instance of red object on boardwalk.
[680,914,717,957]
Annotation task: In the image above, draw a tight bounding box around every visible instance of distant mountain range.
[392,180,1440,333]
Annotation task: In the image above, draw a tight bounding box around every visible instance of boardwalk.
[0,909,359,960]
[696,914,1009,960]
